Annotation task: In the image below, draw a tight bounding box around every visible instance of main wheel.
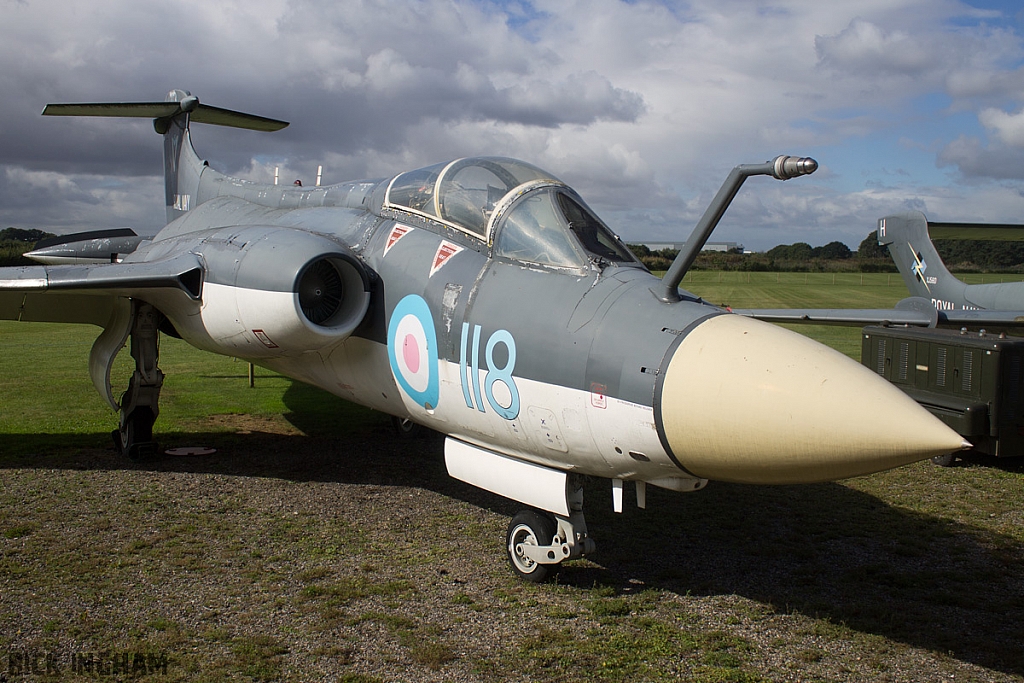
[931,452,957,467]
[391,415,422,438]
[506,510,559,583]
[118,407,157,461]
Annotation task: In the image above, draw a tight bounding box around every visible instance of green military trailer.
[862,325,1024,464]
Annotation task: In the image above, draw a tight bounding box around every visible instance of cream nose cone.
[658,314,967,484]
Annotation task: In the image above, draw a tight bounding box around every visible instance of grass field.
[2,274,1023,682]
[683,271,915,359]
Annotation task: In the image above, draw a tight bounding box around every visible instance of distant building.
[630,240,743,253]
[702,242,743,253]
[634,241,685,251]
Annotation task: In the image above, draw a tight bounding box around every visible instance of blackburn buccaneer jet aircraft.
[0,90,967,581]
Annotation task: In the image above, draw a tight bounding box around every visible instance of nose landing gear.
[505,474,596,582]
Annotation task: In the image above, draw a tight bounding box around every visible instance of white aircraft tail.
[42,90,288,225]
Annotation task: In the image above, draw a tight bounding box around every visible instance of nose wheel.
[506,510,559,583]
[505,481,596,583]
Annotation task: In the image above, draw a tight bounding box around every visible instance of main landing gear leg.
[506,474,596,582]
[112,302,164,460]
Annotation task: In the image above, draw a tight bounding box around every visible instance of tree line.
[629,230,1024,274]
[0,228,54,266]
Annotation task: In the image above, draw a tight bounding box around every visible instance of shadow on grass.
[573,479,1024,677]
[2,380,1023,677]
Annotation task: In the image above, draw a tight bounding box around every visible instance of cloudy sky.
[2,0,1023,250]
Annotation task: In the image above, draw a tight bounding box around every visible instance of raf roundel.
[387,294,440,410]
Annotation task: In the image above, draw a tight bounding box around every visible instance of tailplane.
[42,90,288,225]
[41,91,288,132]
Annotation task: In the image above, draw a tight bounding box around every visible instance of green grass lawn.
[0,321,384,450]
[680,271,913,359]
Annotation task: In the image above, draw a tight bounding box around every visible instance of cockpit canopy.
[385,157,639,269]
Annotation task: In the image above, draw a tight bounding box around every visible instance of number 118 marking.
[459,323,520,420]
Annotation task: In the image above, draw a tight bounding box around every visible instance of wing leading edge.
[734,296,1024,330]
[0,254,202,324]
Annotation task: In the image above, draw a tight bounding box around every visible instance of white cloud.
[1,167,163,232]
[946,65,1024,101]
[979,106,1024,147]
[938,134,1024,180]
[815,18,936,76]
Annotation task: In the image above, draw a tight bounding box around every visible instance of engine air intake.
[299,258,344,325]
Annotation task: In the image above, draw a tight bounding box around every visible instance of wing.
[0,254,201,321]
[927,221,1024,241]
[733,296,1024,331]
[731,308,937,327]
[1,255,203,410]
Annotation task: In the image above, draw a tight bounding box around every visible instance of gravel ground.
[2,414,1022,682]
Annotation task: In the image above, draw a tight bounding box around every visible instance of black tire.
[121,407,157,461]
[506,510,559,583]
[931,452,958,467]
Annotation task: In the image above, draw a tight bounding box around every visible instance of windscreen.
[494,188,585,267]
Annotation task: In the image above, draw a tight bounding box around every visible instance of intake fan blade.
[298,259,344,325]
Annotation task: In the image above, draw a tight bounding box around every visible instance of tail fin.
[42,89,288,225]
[878,212,968,310]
